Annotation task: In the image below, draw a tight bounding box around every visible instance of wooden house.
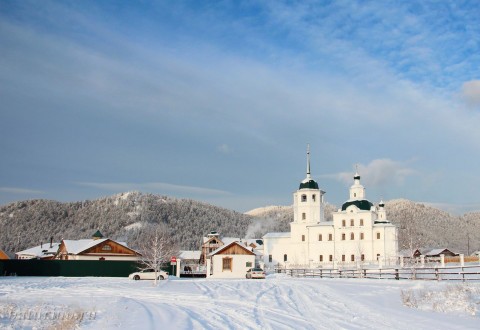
[0,249,9,260]
[413,248,458,258]
[56,231,141,261]
[15,241,60,260]
[206,241,257,279]
[200,231,224,265]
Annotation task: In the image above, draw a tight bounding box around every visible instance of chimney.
[50,236,53,248]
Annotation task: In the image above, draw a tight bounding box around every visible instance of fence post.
[395,269,399,280]
[420,255,425,267]
[320,269,323,278]
[435,267,439,281]
[440,254,445,268]
[460,254,465,267]
[400,256,404,268]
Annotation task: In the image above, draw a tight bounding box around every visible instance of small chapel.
[263,146,398,269]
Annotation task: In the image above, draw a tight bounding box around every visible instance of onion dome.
[341,200,373,211]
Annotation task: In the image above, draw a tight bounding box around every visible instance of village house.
[0,249,9,260]
[206,241,259,278]
[56,230,141,261]
[15,238,60,260]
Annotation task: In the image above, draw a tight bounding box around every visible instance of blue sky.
[1,0,480,214]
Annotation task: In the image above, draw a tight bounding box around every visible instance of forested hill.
[1,193,479,255]
[0,192,253,253]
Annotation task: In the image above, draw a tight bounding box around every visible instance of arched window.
[376,232,381,239]
[318,234,322,241]
[284,254,288,262]
[350,233,354,240]
[351,255,355,261]
[329,255,333,262]
[342,255,345,261]
[302,213,306,220]
[360,219,364,226]
[312,194,316,202]
[350,219,354,226]
[319,255,323,262]
[301,194,307,202]
[361,254,365,261]
[360,232,364,240]
[342,220,346,227]
[328,233,333,241]
[301,235,305,242]
[341,233,346,240]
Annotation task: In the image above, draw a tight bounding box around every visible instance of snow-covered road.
[0,275,478,329]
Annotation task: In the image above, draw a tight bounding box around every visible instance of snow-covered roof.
[179,250,201,260]
[16,243,61,258]
[263,232,290,238]
[208,241,257,257]
[62,239,130,255]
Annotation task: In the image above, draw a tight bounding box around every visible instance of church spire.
[306,143,311,179]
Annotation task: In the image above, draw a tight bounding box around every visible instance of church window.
[222,257,232,271]
[360,219,364,226]
[361,254,365,261]
[342,220,346,227]
[301,235,305,242]
[318,234,322,241]
[301,194,307,202]
[269,255,272,262]
[312,194,316,202]
[350,233,354,240]
[360,233,364,240]
[319,255,323,262]
[342,255,345,262]
[350,219,354,226]
[284,254,288,262]
[376,232,381,239]
[376,254,380,260]
[302,213,306,220]
[354,193,357,197]
[351,255,355,262]
[329,255,333,262]
[341,233,346,240]
[328,233,333,241]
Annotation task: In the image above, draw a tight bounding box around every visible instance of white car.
[246,267,266,279]
[128,269,169,281]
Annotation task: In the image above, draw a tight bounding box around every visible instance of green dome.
[341,200,373,211]
[299,179,319,190]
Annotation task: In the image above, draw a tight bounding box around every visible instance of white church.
[263,147,398,269]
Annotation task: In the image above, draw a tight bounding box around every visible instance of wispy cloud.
[461,80,480,108]
[323,159,417,188]
[0,187,45,195]
[75,182,230,196]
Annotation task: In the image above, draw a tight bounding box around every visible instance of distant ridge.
[1,193,479,255]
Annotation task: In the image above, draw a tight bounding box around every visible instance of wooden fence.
[283,265,480,282]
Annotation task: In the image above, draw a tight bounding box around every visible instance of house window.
[350,233,354,240]
[318,234,322,241]
[376,232,381,239]
[246,261,252,268]
[312,194,316,202]
[284,254,288,262]
[102,245,112,251]
[222,257,232,271]
[360,219,364,226]
[360,233,364,240]
[301,194,307,202]
[342,220,346,227]
[342,255,345,262]
[302,213,306,220]
[328,234,333,241]
[350,219,354,226]
[341,233,346,240]
[329,255,333,262]
[269,255,272,263]
[351,255,355,262]
[361,254,365,261]
[301,235,305,242]
[319,255,323,262]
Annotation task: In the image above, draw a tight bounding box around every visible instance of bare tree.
[138,224,179,285]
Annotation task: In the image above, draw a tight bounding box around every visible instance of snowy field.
[0,275,479,329]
